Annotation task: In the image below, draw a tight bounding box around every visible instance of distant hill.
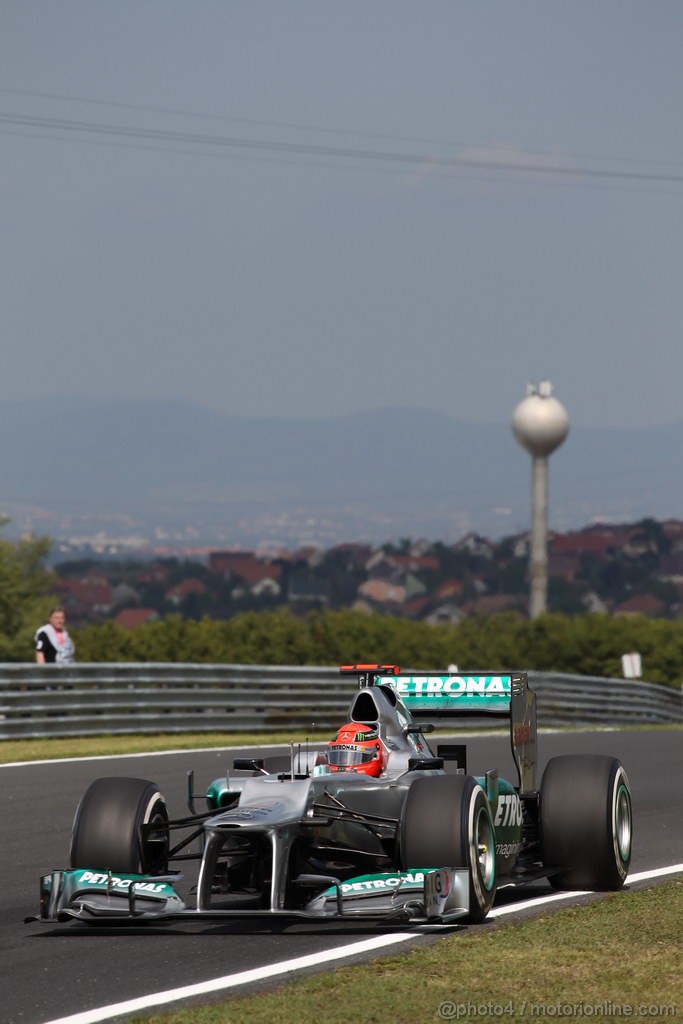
[1,396,681,546]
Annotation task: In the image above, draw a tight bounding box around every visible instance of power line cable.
[3,110,683,189]
[2,84,682,171]
[5,125,682,199]
[0,85,485,148]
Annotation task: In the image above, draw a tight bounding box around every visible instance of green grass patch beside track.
[0,728,511,764]
[2,725,681,764]
[132,881,683,1024]
[0,732,320,764]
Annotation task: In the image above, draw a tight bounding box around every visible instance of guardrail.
[527,671,683,727]
[0,664,681,740]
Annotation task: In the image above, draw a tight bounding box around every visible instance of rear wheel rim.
[613,781,632,863]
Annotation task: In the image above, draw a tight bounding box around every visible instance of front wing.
[28,867,472,926]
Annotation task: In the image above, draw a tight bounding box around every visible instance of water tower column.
[512,382,570,619]
[530,454,549,617]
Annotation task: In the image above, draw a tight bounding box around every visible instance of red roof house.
[113,608,159,629]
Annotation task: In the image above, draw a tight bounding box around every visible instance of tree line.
[69,609,683,688]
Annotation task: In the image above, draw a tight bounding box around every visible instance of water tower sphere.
[512,388,570,458]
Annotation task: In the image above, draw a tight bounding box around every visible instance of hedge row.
[70,610,683,689]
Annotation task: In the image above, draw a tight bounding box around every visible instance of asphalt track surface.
[3,728,682,1024]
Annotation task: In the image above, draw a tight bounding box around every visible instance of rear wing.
[339,665,537,794]
[379,673,514,715]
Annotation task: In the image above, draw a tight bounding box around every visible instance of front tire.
[70,777,169,875]
[399,774,496,922]
[540,755,632,890]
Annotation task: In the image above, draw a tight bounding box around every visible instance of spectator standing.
[35,607,76,664]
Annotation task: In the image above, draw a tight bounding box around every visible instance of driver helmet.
[327,723,385,777]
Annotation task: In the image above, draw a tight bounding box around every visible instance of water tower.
[512,382,570,617]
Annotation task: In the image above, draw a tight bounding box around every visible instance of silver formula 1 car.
[29,665,633,927]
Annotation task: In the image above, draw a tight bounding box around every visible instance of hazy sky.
[3,2,683,429]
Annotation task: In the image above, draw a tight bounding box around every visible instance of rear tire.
[540,755,632,890]
[70,777,169,875]
[399,774,496,923]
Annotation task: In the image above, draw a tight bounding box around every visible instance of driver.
[327,723,385,777]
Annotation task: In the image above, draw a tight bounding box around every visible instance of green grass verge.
[0,732,320,764]
[2,723,680,764]
[0,727,512,765]
[130,881,683,1024]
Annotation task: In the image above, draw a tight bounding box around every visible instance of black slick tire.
[399,774,496,923]
[540,755,632,890]
[70,776,169,875]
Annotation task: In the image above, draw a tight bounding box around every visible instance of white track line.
[490,862,683,918]
[0,732,513,768]
[5,728,601,770]
[40,862,683,1024]
[0,743,278,768]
